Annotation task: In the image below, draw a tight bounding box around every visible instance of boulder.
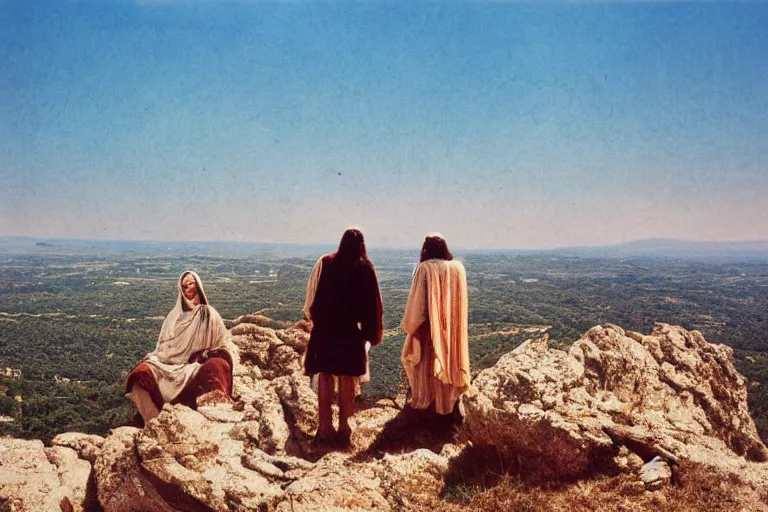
[6,321,767,511]
[280,452,390,512]
[94,427,175,512]
[464,323,768,480]
[44,445,93,511]
[247,387,291,455]
[51,433,105,464]
[0,437,85,512]
[272,374,319,454]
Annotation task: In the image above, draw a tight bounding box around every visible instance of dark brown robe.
[304,253,383,377]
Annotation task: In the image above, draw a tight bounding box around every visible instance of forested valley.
[1,239,766,444]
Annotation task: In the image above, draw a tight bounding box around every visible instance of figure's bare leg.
[317,373,336,439]
[338,376,356,441]
[128,385,160,424]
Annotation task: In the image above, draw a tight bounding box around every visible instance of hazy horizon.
[3,234,768,255]
[2,1,766,250]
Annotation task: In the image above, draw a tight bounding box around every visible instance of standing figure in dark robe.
[125,270,237,424]
[303,228,384,444]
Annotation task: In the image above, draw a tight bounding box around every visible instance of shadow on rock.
[439,444,520,502]
[439,443,617,505]
[353,405,461,461]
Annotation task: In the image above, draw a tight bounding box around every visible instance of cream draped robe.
[401,259,470,415]
[142,270,235,403]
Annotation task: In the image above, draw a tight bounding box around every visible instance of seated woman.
[125,270,236,424]
[303,228,383,444]
[401,233,470,416]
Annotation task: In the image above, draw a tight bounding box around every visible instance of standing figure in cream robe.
[401,234,470,415]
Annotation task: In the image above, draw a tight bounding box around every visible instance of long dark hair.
[420,234,453,262]
[335,228,368,263]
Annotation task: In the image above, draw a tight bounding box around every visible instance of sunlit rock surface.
[2,319,767,511]
[464,323,768,497]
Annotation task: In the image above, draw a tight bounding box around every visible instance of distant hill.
[551,238,768,261]
[0,236,336,260]
[3,236,768,262]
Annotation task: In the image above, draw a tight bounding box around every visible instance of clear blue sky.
[1,0,766,249]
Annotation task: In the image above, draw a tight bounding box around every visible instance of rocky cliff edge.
[1,319,767,511]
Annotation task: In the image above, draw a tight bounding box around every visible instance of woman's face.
[181,274,199,303]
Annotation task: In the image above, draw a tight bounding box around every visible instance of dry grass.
[421,454,763,512]
[395,418,768,512]
[349,395,766,511]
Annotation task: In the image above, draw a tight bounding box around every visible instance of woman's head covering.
[153,270,226,362]
[178,270,209,311]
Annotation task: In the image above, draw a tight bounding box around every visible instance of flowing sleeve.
[155,316,171,347]
[360,262,384,346]
[149,310,175,356]
[456,261,470,384]
[362,264,384,345]
[207,306,228,349]
[401,263,428,335]
[210,305,239,367]
[303,257,323,322]
[447,260,470,388]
